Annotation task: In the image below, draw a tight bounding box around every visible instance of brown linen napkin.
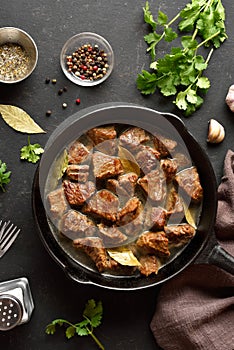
[150,150,234,350]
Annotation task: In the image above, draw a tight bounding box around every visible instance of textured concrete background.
[0,1,233,349]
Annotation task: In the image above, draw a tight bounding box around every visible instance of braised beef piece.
[60,209,96,239]
[86,125,118,156]
[92,151,123,180]
[173,152,191,170]
[136,231,170,257]
[122,210,144,238]
[119,127,150,150]
[68,140,90,164]
[165,186,184,219]
[137,169,166,202]
[135,145,160,174]
[86,125,117,145]
[63,180,96,206]
[138,255,160,276]
[145,206,167,230]
[83,189,119,222]
[175,167,203,202]
[106,172,138,199]
[153,135,177,158]
[66,164,90,182]
[165,224,195,244]
[160,158,177,182]
[73,237,118,272]
[97,223,128,247]
[47,187,68,219]
[117,197,142,226]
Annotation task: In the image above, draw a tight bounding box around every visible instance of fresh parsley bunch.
[0,160,11,192]
[137,0,227,116]
[46,299,105,350]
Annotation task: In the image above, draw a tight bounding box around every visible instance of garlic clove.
[225,84,234,112]
[207,119,225,144]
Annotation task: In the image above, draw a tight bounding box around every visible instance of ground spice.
[66,43,109,82]
[0,43,30,81]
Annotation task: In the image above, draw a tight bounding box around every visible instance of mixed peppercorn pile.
[66,43,109,81]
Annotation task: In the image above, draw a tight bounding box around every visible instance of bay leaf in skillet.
[44,122,203,278]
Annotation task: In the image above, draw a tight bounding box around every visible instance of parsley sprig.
[0,160,11,192]
[20,136,44,163]
[45,299,105,350]
[137,0,227,116]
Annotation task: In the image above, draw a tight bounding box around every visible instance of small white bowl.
[60,32,114,87]
[0,27,38,84]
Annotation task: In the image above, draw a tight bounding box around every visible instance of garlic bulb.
[225,84,234,112]
[207,119,225,143]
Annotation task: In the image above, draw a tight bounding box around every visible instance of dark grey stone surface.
[0,1,233,349]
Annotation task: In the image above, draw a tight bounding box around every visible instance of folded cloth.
[150,150,234,350]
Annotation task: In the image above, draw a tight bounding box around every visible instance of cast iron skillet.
[32,103,234,290]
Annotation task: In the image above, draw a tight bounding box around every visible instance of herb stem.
[196,30,220,49]
[167,12,181,27]
[86,327,105,350]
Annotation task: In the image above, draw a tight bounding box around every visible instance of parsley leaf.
[0,160,11,192]
[45,299,105,350]
[137,0,227,115]
[20,136,44,163]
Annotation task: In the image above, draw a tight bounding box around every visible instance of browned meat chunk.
[138,255,160,276]
[92,152,123,180]
[117,197,142,226]
[86,125,117,145]
[47,187,68,219]
[153,135,177,158]
[136,231,170,257]
[119,127,150,149]
[145,206,167,230]
[68,140,90,164]
[165,224,195,244]
[122,210,144,238]
[137,169,166,202]
[60,209,96,239]
[106,172,138,199]
[160,158,177,182]
[165,186,184,220]
[97,224,128,247]
[63,180,96,206]
[66,164,90,182]
[83,189,119,222]
[86,125,117,156]
[73,237,118,272]
[136,146,160,174]
[175,167,203,202]
[173,152,191,169]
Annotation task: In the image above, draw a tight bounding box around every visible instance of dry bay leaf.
[0,104,45,134]
[182,199,197,229]
[118,146,140,176]
[107,247,141,266]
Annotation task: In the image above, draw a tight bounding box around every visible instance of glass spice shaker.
[0,277,34,331]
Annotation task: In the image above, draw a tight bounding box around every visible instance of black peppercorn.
[46,110,52,116]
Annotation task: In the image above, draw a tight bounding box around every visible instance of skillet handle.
[208,244,234,275]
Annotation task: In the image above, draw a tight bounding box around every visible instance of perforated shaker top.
[0,294,23,331]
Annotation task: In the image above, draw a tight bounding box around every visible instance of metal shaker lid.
[0,294,23,331]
